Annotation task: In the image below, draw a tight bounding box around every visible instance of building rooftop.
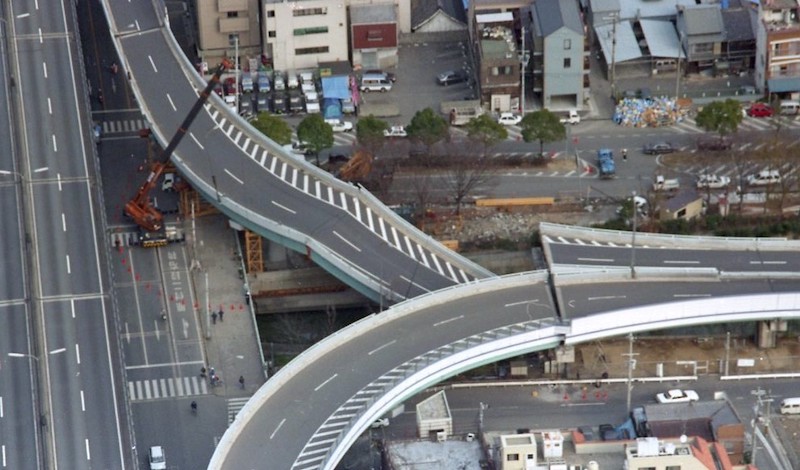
[680,4,725,36]
[350,3,396,24]
[416,390,451,420]
[411,0,467,30]
[533,0,584,37]
[640,20,682,59]
[722,6,756,42]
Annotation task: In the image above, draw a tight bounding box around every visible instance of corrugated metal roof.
[722,7,755,42]
[595,20,643,63]
[533,0,583,37]
[640,20,682,58]
[682,5,724,36]
[350,4,396,24]
[476,12,514,24]
[619,0,696,21]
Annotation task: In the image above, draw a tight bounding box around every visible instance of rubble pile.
[613,97,691,128]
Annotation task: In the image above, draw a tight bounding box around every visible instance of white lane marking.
[34,166,48,173]
[61,213,67,231]
[65,254,71,274]
[85,438,90,460]
[148,55,158,73]
[39,28,43,43]
[270,418,286,439]
[71,300,75,318]
[189,132,205,150]
[17,12,30,18]
[57,173,62,191]
[47,97,52,114]
[434,314,464,327]
[577,257,614,263]
[49,347,66,355]
[587,295,626,301]
[504,300,537,307]
[750,260,787,265]
[75,344,81,364]
[333,231,361,252]
[135,20,140,31]
[673,294,712,298]
[368,340,397,356]
[271,200,296,214]
[35,0,39,10]
[400,275,431,293]
[166,93,176,112]
[315,373,338,392]
[0,396,3,417]
[224,169,244,185]
[80,390,86,411]
[52,134,57,152]
[663,260,700,265]
[42,61,47,78]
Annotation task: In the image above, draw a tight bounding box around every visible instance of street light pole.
[519,26,530,115]
[630,191,637,279]
[675,32,683,99]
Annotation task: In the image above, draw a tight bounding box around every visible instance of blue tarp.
[322,98,342,120]
[321,76,351,100]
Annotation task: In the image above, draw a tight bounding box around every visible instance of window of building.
[367,29,383,42]
[677,208,687,218]
[296,46,329,55]
[228,33,239,45]
[227,11,238,18]
[293,7,327,17]
[267,10,275,18]
[636,467,656,470]
[526,454,535,460]
[507,453,520,461]
[268,30,276,38]
[294,26,329,36]
[491,66,513,76]
[564,57,571,68]
[666,466,682,470]
[564,39,571,50]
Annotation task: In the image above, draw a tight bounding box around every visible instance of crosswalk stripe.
[175,377,184,396]
[144,380,152,400]
[127,377,210,402]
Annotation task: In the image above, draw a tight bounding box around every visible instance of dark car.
[436,70,468,86]
[697,136,732,151]
[363,69,396,83]
[643,142,676,155]
[255,92,271,113]
[272,92,288,115]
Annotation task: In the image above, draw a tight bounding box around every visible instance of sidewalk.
[190,214,266,399]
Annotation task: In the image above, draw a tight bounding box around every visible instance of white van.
[747,169,781,186]
[780,397,800,415]
[360,76,393,93]
[779,100,800,115]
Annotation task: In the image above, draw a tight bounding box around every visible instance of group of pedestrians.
[199,366,245,389]
[211,309,225,324]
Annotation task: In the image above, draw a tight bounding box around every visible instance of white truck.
[653,175,680,192]
[559,109,580,125]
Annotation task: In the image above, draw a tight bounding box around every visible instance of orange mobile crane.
[124,59,232,246]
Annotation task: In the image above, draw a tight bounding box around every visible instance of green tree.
[251,112,292,146]
[694,99,743,143]
[356,115,388,155]
[463,114,508,158]
[406,107,449,155]
[297,114,334,165]
[519,109,566,157]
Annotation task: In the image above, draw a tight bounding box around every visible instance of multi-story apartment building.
[475,12,521,112]
[531,0,587,110]
[195,0,262,68]
[755,0,800,97]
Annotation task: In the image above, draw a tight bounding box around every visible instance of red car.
[747,103,773,117]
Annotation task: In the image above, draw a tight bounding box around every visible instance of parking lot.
[361,34,477,126]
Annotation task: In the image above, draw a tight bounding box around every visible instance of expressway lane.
[7,0,129,468]
[547,242,800,272]
[219,276,556,469]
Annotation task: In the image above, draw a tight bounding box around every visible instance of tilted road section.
[100,1,493,305]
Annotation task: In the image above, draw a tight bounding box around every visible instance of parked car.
[326,119,353,133]
[696,174,731,189]
[497,112,522,126]
[643,142,676,155]
[656,389,699,404]
[256,72,270,93]
[697,136,732,151]
[255,92,270,113]
[273,70,286,91]
[341,98,356,114]
[272,92,288,114]
[747,169,781,186]
[93,122,102,143]
[239,97,253,117]
[240,75,254,93]
[436,70,468,86]
[383,125,407,138]
[747,102,773,117]
[364,69,396,82]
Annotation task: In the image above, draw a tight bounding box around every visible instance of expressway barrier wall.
[109,2,493,304]
[540,222,800,252]
[208,270,547,469]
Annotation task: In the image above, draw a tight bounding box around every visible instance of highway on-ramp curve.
[101,1,492,304]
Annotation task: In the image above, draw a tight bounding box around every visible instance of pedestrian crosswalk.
[128,376,208,402]
[673,115,800,134]
[102,118,147,135]
[227,397,251,424]
[110,231,140,248]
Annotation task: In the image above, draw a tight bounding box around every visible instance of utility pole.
[623,333,639,411]
[608,14,619,100]
[750,387,773,466]
[675,32,683,99]
[630,191,637,279]
[520,26,530,115]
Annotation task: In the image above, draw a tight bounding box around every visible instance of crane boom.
[124,59,232,233]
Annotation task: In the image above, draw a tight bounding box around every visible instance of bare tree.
[438,141,496,215]
[409,171,438,225]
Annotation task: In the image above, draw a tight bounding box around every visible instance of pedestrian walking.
[238,375,245,389]
[200,367,207,379]
[622,148,628,161]
[219,310,224,322]
[211,311,217,324]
